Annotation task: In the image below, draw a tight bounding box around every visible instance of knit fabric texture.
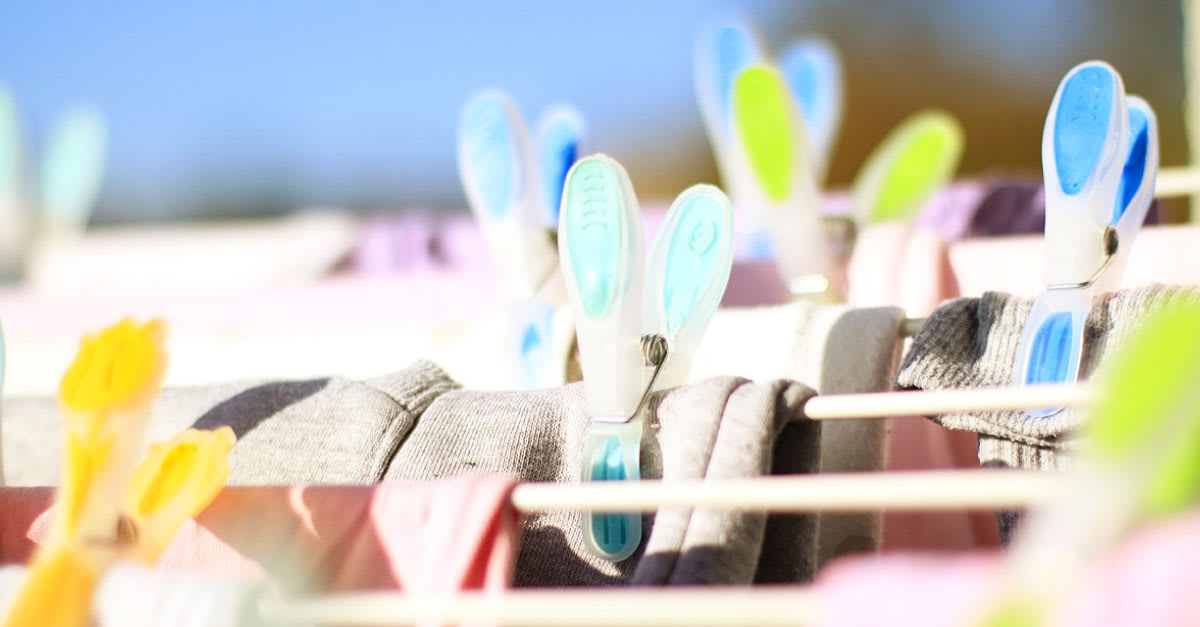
[383,372,821,586]
[691,302,904,566]
[1,360,459,486]
[896,286,1198,470]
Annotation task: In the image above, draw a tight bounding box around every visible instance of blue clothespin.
[778,36,843,186]
[535,104,587,230]
[559,154,733,561]
[1015,61,1159,416]
[458,91,564,389]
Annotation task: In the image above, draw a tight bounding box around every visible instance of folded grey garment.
[0,564,265,627]
[691,302,904,567]
[896,286,1200,470]
[383,369,822,587]
[2,361,821,586]
[2,362,459,486]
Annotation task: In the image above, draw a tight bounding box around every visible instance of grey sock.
[896,286,1199,540]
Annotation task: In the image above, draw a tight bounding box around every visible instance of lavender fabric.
[964,182,1164,239]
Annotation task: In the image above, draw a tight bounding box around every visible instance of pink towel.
[7,476,520,595]
[813,511,1200,627]
[846,223,999,551]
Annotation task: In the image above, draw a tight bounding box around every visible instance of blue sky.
[0,1,1179,220]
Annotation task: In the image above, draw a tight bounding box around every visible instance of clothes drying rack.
[248,381,1095,626]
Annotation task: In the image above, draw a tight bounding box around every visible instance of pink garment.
[8,476,520,595]
[813,511,1200,627]
[846,223,999,551]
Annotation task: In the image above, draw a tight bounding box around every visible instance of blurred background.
[0,0,1188,222]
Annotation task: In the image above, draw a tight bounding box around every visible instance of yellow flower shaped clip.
[51,318,167,546]
[59,318,166,413]
[123,426,236,562]
[4,318,236,627]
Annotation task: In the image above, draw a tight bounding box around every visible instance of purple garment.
[919,179,1165,241]
[352,212,438,274]
[913,182,991,241]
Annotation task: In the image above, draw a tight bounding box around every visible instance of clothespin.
[458,91,567,389]
[40,106,106,238]
[559,154,733,561]
[535,104,587,230]
[1014,61,1158,416]
[0,86,22,220]
[850,110,964,224]
[777,37,843,186]
[729,63,834,299]
[696,24,846,189]
[3,319,235,627]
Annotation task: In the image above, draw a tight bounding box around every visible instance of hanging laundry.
[896,286,1200,540]
[844,222,999,551]
[2,476,520,603]
[689,299,903,568]
[915,179,1165,242]
[381,367,822,586]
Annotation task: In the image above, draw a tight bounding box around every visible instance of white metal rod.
[1156,165,1200,198]
[259,586,817,627]
[900,317,925,337]
[803,383,1096,420]
[509,470,1057,513]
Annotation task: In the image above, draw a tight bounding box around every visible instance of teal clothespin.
[1014,61,1158,417]
[41,106,106,236]
[559,154,733,561]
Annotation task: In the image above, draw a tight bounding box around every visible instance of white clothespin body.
[560,154,646,561]
[777,37,843,186]
[644,184,734,389]
[535,104,587,230]
[1016,61,1158,415]
[459,91,564,389]
[728,64,832,298]
[561,155,733,561]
